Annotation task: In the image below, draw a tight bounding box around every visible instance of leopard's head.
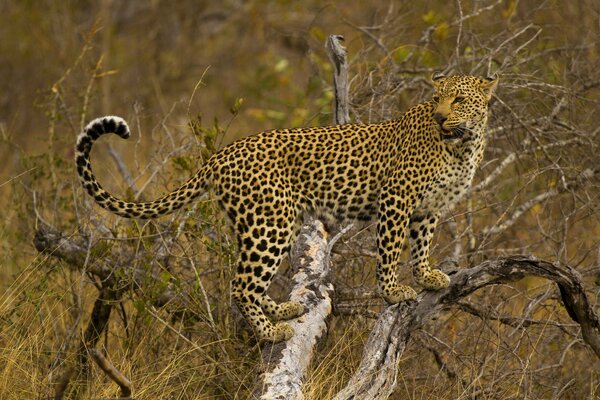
[430,73,498,140]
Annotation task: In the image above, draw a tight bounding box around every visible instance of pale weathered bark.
[326,35,350,125]
[255,217,350,399]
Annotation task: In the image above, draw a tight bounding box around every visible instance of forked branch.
[334,256,600,399]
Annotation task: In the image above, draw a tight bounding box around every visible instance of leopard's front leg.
[376,192,418,304]
[408,211,450,290]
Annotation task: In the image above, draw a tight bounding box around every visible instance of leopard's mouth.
[441,124,466,141]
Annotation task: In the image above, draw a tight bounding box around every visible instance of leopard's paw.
[416,269,450,290]
[259,322,295,343]
[382,284,418,304]
[276,301,305,321]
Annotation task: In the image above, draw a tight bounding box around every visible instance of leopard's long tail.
[75,116,210,219]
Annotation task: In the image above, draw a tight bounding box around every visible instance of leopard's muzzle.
[440,123,466,141]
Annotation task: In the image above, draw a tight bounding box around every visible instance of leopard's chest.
[418,140,484,215]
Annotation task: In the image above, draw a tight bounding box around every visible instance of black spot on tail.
[114,121,128,138]
[88,122,104,140]
[103,117,116,133]
[76,154,86,165]
[76,136,92,154]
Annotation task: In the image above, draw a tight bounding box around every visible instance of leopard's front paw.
[382,284,418,304]
[415,269,450,290]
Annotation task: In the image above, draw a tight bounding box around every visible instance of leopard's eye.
[452,96,465,104]
[432,95,440,103]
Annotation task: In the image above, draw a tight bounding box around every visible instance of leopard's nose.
[433,113,447,127]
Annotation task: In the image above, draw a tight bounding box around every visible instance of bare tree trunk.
[255,218,349,399]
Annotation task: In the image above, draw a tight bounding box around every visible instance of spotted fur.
[75,74,498,342]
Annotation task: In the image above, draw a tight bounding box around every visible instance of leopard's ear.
[479,74,498,100]
[431,71,446,88]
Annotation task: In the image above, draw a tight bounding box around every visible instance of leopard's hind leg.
[231,200,304,342]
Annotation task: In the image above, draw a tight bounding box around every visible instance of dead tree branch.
[334,256,600,400]
[33,223,200,398]
[49,285,122,400]
[33,223,198,315]
[482,166,599,236]
[326,35,350,125]
[90,349,132,398]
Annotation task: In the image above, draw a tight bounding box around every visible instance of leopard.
[75,73,498,343]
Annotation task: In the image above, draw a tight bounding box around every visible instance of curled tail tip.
[83,115,131,140]
[75,116,130,158]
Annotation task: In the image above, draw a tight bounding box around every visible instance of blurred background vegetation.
[1,0,600,398]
